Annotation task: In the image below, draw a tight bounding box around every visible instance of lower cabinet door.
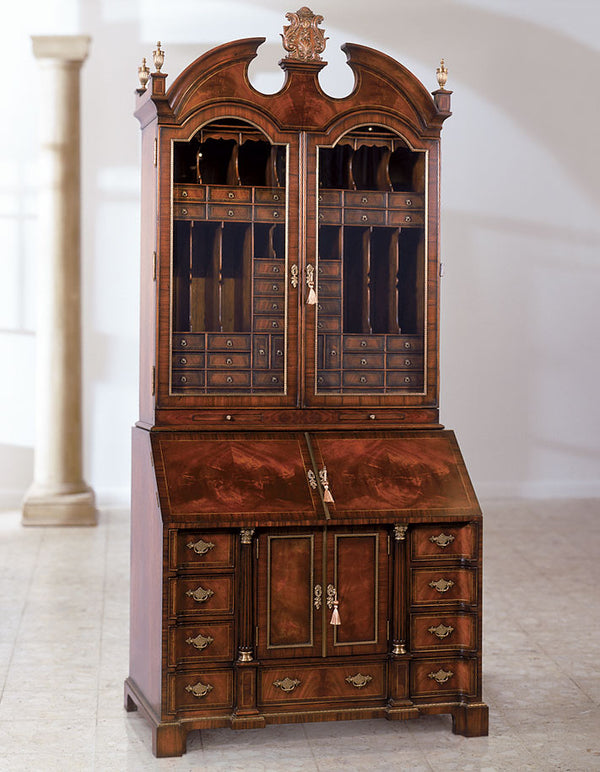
[259,661,387,706]
[169,669,234,713]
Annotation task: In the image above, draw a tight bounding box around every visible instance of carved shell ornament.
[282,7,328,62]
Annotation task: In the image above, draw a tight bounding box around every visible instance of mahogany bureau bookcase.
[125,7,489,757]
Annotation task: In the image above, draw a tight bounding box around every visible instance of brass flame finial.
[137,57,150,90]
[153,41,165,72]
[282,7,328,62]
[436,59,448,89]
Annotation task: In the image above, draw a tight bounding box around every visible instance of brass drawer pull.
[226,339,233,347]
[361,214,368,222]
[186,538,215,556]
[180,376,187,383]
[228,191,235,198]
[360,376,366,383]
[345,673,372,689]
[227,209,234,216]
[181,208,188,215]
[405,215,412,223]
[361,358,367,365]
[226,376,233,383]
[428,623,455,640]
[185,633,214,650]
[272,265,280,273]
[429,578,454,593]
[273,210,279,218]
[273,677,301,693]
[181,190,188,198]
[314,584,322,609]
[428,668,454,685]
[226,357,233,365]
[361,196,368,203]
[179,357,187,365]
[405,198,412,206]
[273,193,280,201]
[186,586,215,603]
[404,358,412,366]
[430,532,455,548]
[185,681,213,698]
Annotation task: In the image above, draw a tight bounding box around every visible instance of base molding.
[22,484,97,526]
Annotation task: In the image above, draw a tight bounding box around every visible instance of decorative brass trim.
[137,58,150,90]
[186,538,215,556]
[326,583,336,610]
[436,59,448,89]
[345,673,373,689]
[394,524,408,541]
[282,7,327,62]
[314,584,322,609]
[185,681,213,699]
[429,578,454,594]
[273,677,301,693]
[429,532,455,548]
[185,633,214,650]
[428,668,453,685]
[392,643,407,655]
[186,586,215,603]
[428,623,455,640]
[152,41,165,72]
[290,263,299,288]
[307,469,318,489]
[238,650,253,662]
[240,528,255,545]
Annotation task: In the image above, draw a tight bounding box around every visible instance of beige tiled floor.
[0,499,598,771]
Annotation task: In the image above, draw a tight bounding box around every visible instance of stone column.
[22,36,96,526]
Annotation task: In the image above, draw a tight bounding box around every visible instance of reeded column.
[22,36,96,526]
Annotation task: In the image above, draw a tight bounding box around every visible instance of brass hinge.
[152,250,157,281]
[153,138,158,166]
[151,365,156,396]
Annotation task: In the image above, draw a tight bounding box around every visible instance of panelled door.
[256,528,389,660]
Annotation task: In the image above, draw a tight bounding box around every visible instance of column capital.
[32,35,91,64]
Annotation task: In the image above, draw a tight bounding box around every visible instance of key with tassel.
[319,466,334,503]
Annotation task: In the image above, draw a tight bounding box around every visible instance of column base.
[22,484,97,526]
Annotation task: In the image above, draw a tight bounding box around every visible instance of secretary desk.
[125,7,489,757]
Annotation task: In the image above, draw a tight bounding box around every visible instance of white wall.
[2,0,599,508]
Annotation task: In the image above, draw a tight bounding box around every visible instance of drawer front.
[411,568,477,607]
[206,352,251,369]
[169,669,234,713]
[173,333,205,351]
[254,298,285,314]
[207,203,252,221]
[253,336,269,369]
[323,335,341,369]
[410,658,477,698]
[386,336,424,353]
[169,576,235,617]
[174,203,206,220]
[254,260,285,277]
[168,621,235,666]
[316,317,342,332]
[317,278,341,297]
[172,352,205,369]
[254,188,285,204]
[318,190,343,206]
[260,662,386,705]
[388,210,424,226]
[171,531,235,571]
[317,372,341,389]
[318,208,342,225]
[254,279,285,295]
[254,205,285,222]
[206,334,251,351]
[410,613,477,652]
[345,191,386,209]
[207,371,251,388]
[342,335,385,352]
[411,524,478,561]
[388,192,424,209]
[173,185,206,203]
[253,317,283,332]
[386,371,424,389]
[253,372,285,388]
[317,261,342,278]
[172,370,204,388]
[344,209,385,226]
[387,353,424,370]
[344,353,385,369]
[207,186,252,203]
[342,371,384,388]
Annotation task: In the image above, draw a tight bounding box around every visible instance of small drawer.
[411,568,477,607]
[207,186,252,203]
[253,335,269,369]
[387,353,424,370]
[173,333,205,351]
[173,203,206,220]
[172,370,204,388]
[387,210,424,227]
[254,205,285,222]
[260,662,386,705]
[172,353,205,369]
[344,191,386,208]
[317,298,341,315]
[318,208,342,225]
[271,336,285,367]
[169,576,235,618]
[410,658,477,699]
[342,370,384,388]
[386,371,424,389]
[316,317,341,332]
[253,260,285,277]
[170,531,235,571]
[254,188,285,204]
[317,279,342,297]
[173,184,206,203]
[342,335,385,352]
[410,613,477,653]
[344,209,385,226]
[344,353,385,369]
[254,279,285,295]
[253,317,283,332]
[324,335,341,369]
[206,334,251,351]
[207,203,252,221]
[388,192,424,209]
[318,190,343,206]
[317,261,342,278]
[168,669,234,713]
[207,370,251,388]
[411,524,478,561]
[168,621,235,666]
[206,352,251,369]
[254,298,284,313]
[386,335,424,353]
[317,371,341,389]
[253,372,284,388]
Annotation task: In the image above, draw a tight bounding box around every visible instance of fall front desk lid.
[152,430,479,520]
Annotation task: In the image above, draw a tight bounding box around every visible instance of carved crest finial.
[282,7,328,62]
